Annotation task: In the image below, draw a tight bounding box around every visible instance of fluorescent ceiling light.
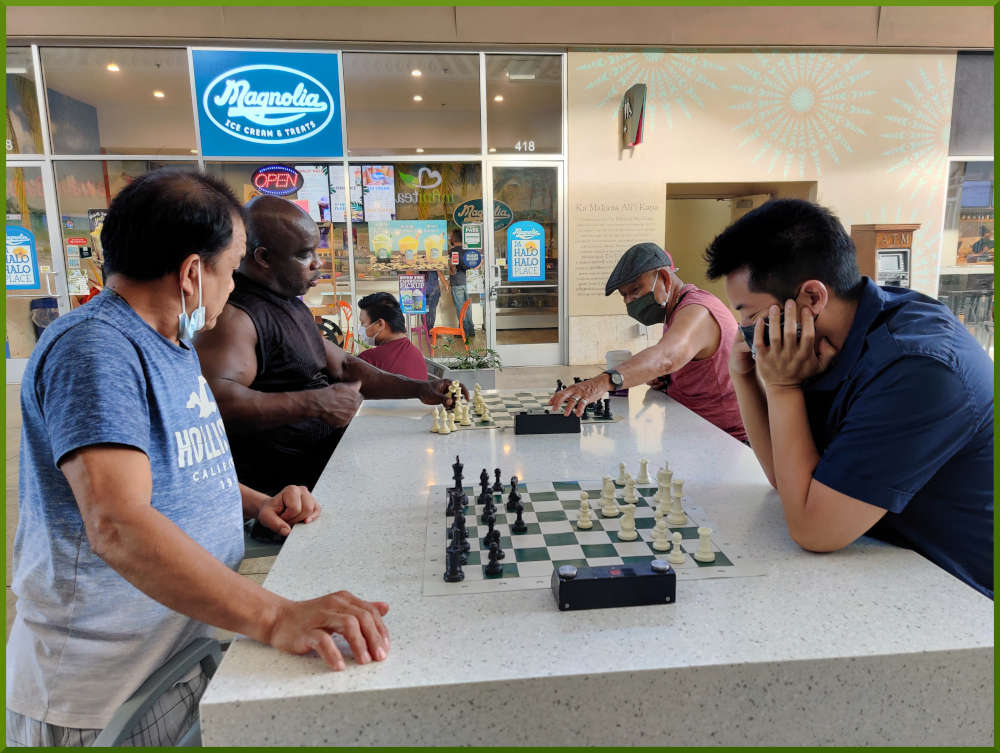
[6,67,27,74]
[505,60,537,81]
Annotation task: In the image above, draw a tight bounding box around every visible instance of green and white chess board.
[423,477,764,596]
[431,389,622,433]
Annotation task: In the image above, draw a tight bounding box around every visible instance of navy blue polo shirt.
[804,278,993,598]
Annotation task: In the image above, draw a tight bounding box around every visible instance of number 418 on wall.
[514,140,535,152]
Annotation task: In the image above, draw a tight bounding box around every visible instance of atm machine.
[850,223,920,289]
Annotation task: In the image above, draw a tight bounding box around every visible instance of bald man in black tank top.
[195,197,464,496]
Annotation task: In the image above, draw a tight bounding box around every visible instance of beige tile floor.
[4,364,601,639]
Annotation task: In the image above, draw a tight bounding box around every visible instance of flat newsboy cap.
[604,242,675,296]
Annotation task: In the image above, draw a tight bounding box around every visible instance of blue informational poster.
[506,221,545,282]
[191,48,344,158]
[398,274,428,315]
[6,225,40,290]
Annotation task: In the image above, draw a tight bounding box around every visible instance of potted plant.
[425,343,503,391]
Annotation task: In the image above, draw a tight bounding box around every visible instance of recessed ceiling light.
[189,149,198,154]
[413,94,423,102]
[411,69,422,77]
[106,63,120,72]
[416,148,424,153]
[489,147,497,153]
[153,90,165,98]
[493,94,504,102]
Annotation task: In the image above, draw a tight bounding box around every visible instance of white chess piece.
[654,469,667,504]
[430,407,441,433]
[667,531,685,564]
[624,477,638,504]
[439,408,452,434]
[693,527,716,563]
[671,479,684,498]
[601,476,615,500]
[617,503,638,540]
[667,493,687,526]
[600,480,620,518]
[637,459,651,485]
[459,405,472,426]
[576,492,593,530]
[447,411,457,432]
[651,518,671,551]
[616,462,627,485]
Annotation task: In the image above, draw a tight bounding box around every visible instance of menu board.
[362,165,396,221]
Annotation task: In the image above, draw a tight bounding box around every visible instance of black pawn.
[484,541,504,576]
[481,513,498,547]
[511,501,528,534]
[477,486,492,507]
[443,544,465,582]
[481,496,496,524]
[492,468,503,493]
[507,477,521,512]
[556,378,565,391]
[479,468,490,490]
[573,376,582,384]
[602,398,612,419]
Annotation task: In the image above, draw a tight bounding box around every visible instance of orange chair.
[429,298,471,354]
[337,300,354,352]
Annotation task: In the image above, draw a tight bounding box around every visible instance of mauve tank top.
[663,284,748,442]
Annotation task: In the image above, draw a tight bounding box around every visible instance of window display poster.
[6,225,39,289]
[329,165,364,222]
[466,267,485,294]
[462,221,482,251]
[362,165,396,221]
[294,164,331,221]
[506,221,545,281]
[398,273,427,314]
[368,220,447,263]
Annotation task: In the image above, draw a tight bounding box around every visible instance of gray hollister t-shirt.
[6,290,244,729]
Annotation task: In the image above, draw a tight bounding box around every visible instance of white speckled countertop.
[200,387,994,746]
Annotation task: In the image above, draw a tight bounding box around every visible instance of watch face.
[608,370,623,386]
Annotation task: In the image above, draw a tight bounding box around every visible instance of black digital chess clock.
[514,411,581,435]
[550,561,676,611]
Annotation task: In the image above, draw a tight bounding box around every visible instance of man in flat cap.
[550,242,747,442]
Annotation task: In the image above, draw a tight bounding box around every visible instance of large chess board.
[422,478,764,596]
[434,389,622,433]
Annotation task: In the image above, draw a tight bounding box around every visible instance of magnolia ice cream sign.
[202,64,335,144]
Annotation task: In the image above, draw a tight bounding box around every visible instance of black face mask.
[626,275,668,326]
[739,297,816,356]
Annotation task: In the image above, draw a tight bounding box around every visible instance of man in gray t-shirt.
[6,170,391,747]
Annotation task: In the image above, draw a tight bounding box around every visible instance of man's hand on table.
[266,591,390,671]
[549,374,610,417]
[311,380,363,427]
[418,378,469,408]
[256,485,321,537]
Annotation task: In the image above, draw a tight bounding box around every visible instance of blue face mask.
[178,260,206,341]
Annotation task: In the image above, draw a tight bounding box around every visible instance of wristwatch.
[603,369,624,388]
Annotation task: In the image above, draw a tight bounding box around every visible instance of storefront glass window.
[205,162,352,322]
[938,160,994,358]
[485,54,562,155]
[40,47,196,155]
[343,53,481,156]
[53,160,196,305]
[7,48,44,155]
[7,166,57,357]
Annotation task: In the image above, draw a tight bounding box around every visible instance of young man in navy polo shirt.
[705,199,993,598]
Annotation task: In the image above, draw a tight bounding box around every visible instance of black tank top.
[225,272,342,494]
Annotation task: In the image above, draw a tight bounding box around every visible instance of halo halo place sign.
[192,49,344,158]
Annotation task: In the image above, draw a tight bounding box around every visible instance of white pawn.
[447,411,457,432]
[576,492,593,530]
[474,383,482,397]
[693,527,716,563]
[667,532,685,564]
[651,518,671,551]
[430,406,441,433]
[667,493,687,526]
[637,459,651,485]
[616,462,627,485]
[600,479,620,518]
[482,408,492,423]
[439,408,452,435]
[617,503,638,540]
[624,477,638,504]
[459,406,472,426]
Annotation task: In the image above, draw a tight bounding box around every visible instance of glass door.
[485,162,563,366]
[6,162,68,381]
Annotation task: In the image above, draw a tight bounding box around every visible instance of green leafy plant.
[442,345,503,371]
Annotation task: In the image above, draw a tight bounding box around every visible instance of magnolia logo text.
[511,227,540,240]
[203,64,335,145]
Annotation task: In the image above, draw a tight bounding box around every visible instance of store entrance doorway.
[484,161,564,366]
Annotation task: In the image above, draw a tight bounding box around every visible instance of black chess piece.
[480,468,490,490]
[481,512,498,547]
[506,477,521,512]
[556,378,565,392]
[452,455,464,490]
[573,376,582,384]
[481,495,496,524]
[511,500,528,534]
[484,541,504,576]
[492,468,503,493]
[477,486,492,507]
[443,543,465,582]
[602,398,612,419]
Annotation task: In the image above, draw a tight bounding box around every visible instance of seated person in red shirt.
[357,292,429,381]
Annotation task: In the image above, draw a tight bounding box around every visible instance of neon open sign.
[251,164,303,196]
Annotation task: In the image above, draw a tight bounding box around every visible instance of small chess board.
[422,478,764,596]
[434,390,622,433]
